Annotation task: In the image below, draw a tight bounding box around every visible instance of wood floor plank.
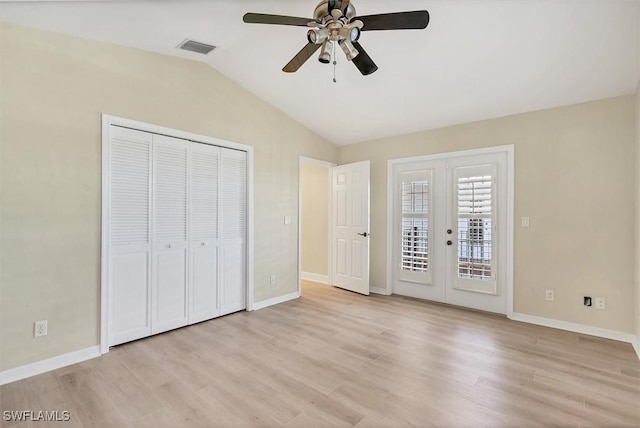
[1,280,638,427]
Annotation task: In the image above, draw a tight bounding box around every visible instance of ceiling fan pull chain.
[332,41,337,83]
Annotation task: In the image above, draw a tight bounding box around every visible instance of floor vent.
[176,39,216,55]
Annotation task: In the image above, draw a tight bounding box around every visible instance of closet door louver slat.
[154,144,188,242]
[111,138,150,246]
[191,147,219,241]
[221,150,246,239]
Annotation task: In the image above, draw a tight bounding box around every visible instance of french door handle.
[358,232,370,237]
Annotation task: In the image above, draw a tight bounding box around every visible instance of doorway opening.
[298,157,334,295]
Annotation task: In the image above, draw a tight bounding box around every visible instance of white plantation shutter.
[110,132,151,246]
[191,145,220,241]
[153,140,188,242]
[221,149,246,239]
[457,175,492,217]
[454,164,496,288]
[398,170,433,284]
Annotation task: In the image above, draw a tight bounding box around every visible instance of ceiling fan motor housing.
[314,0,356,22]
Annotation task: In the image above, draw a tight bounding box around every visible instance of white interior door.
[108,126,153,346]
[189,143,220,323]
[391,151,509,314]
[219,148,247,315]
[151,135,189,334]
[331,161,370,295]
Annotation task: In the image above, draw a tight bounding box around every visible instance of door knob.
[358,232,370,237]
[201,242,208,246]
[447,229,453,235]
[446,240,452,246]
[167,243,173,248]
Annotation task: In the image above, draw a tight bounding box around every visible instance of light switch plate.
[521,217,530,227]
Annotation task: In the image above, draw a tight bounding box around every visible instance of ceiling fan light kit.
[243,0,430,76]
[319,40,333,64]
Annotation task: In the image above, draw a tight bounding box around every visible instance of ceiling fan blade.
[243,13,314,27]
[352,42,378,76]
[358,10,430,31]
[283,43,322,73]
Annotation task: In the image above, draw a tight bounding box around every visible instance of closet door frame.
[100,114,254,355]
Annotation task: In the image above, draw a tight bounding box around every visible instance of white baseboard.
[0,345,100,386]
[301,272,329,284]
[252,291,300,311]
[510,313,638,357]
[370,287,391,296]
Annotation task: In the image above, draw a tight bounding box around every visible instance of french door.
[391,150,510,314]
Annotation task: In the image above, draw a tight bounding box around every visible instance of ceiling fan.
[243,0,430,76]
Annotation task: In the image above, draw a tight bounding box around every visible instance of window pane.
[402,180,429,214]
[400,178,429,273]
[402,217,429,272]
[457,175,493,281]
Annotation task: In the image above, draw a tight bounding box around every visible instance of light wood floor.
[2,281,639,427]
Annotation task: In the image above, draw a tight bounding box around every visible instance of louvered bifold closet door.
[219,148,247,316]
[108,126,153,346]
[189,143,221,324]
[151,135,189,334]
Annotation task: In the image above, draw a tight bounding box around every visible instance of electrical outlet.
[34,320,48,337]
[270,275,276,285]
[521,217,530,227]
[545,290,554,302]
[595,297,606,310]
[284,216,292,225]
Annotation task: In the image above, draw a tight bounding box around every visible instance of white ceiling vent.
[176,39,216,55]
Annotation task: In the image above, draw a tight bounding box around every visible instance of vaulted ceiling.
[2,0,639,145]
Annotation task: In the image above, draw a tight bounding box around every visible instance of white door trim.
[298,156,335,296]
[100,114,254,355]
[385,145,514,316]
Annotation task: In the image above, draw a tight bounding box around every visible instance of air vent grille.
[177,39,216,55]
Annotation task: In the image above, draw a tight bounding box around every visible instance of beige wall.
[301,163,330,277]
[339,96,636,334]
[0,24,337,371]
